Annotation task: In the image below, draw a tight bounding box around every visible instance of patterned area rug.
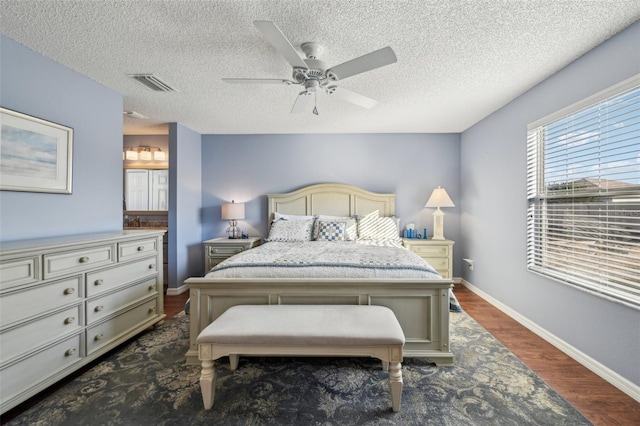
[7,311,591,425]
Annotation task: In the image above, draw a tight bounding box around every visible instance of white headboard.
[267,183,395,222]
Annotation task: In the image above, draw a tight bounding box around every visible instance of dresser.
[203,237,262,273]
[402,239,454,279]
[0,230,166,414]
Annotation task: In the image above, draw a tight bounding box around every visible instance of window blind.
[526,77,640,310]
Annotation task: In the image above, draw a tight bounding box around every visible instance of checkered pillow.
[317,221,346,241]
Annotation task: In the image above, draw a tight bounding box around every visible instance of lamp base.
[432,208,446,240]
[226,221,242,239]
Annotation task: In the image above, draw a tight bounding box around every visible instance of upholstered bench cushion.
[196,305,405,346]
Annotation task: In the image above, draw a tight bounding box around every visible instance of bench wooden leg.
[381,360,389,371]
[200,359,216,409]
[229,354,239,370]
[389,362,403,412]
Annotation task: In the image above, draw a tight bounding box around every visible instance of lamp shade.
[425,186,455,208]
[221,201,245,220]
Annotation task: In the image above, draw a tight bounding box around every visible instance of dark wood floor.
[454,284,640,426]
[2,289,638,425]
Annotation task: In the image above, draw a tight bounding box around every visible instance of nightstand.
[403,238,454,279]
[203,237,262,273]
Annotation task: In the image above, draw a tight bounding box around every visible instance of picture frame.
[0,107,73,194]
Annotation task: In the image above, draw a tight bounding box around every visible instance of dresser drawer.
[411,245,450,258]
[86,299,158,355]
[44,245,115,279]
[86,278,157,325]
[0,305,82,363]
[0,276,82,326]
[0,257,40,290]
[118,238,159,261]
[0,333,81,403]
[86,257,157,298]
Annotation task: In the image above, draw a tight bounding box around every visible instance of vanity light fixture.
[123,146,167,162]
[153,148,166,161]
[425,186,455,240]
[125,148,139,160]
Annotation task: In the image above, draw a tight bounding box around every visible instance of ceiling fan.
[223,21,397,114]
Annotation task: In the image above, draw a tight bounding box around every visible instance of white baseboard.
[166,284,189,296]
[459,279,640,403]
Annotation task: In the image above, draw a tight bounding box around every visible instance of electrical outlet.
[463,258,474,271]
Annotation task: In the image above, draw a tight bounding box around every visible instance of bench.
[196,304,405,412]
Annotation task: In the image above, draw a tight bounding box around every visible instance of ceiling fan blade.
[291,91,313,113]
[326,46,397,82]
[326,86,377,109]
[253,21,309,70]
[222,78,294,85]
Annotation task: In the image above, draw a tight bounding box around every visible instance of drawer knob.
[213,248,219,253]
[95,305,104,312]
[148,284,156,291]
[94,279,104,286]
[137,246,144,251]
[236,248,242,253]
[64,348,76,357]
[148,264,154,269]
[63,287,75,295]
[148,306,156,314]
[94,333,104,341]
[64,316,75,324]
[79,256,90,263]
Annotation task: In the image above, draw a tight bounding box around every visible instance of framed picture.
[0,107,73,194]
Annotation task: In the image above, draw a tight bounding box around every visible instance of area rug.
[6,310,591,426]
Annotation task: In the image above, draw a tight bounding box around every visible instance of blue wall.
[169,123,203,288]
[200,133,462,275]
[460,21,640,386]
[0,35,123,241]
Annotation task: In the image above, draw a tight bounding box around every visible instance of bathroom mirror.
[123,168,168,211]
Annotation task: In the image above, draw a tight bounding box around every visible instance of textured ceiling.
[1,0,639,135]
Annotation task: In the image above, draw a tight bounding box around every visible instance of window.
[527,76,640,309]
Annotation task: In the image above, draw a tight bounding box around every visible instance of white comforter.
[205,241,442,279]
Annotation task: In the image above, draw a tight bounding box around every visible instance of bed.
[184,183,454,366]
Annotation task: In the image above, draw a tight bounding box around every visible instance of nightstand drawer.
[427,257,450,271]
[208,245,246,257]
[411,245,450,258]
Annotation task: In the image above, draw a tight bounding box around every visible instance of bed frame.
[185,183,454,366]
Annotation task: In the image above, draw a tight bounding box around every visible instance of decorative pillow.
[314,215,357,240]
[317,221,346,241]
[265,219,314,242]
[358,214,401,242]
[273,213,315,222]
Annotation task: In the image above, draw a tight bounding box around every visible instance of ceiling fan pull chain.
[313,92,319,115]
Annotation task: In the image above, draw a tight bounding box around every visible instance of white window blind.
[527,76,640,310]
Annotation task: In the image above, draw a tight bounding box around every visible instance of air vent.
[128,74,177,92]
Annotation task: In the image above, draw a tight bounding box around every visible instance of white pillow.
[314,215,357,240]
[273,213,315,222]
[358,214,401,242]
[266,219,314,242]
